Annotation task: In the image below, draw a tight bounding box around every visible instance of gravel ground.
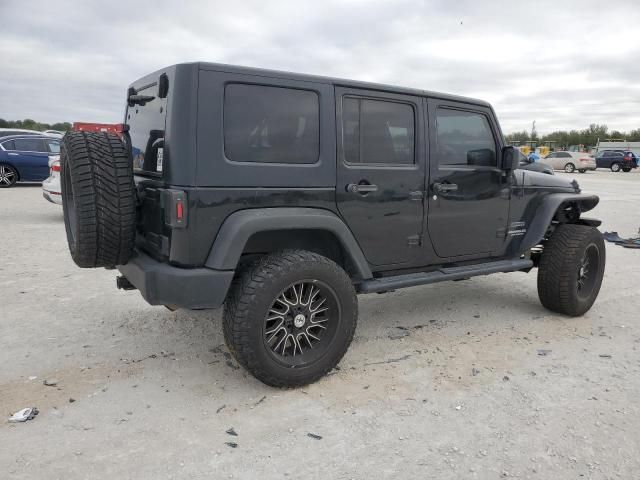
[1,171,639,480]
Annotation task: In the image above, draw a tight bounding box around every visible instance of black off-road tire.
[223,250,358,388]
[622,167,631,172]
[61,131,136,268]
[537,224,605,316]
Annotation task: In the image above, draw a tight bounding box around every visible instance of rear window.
[224,84,319,164]
[127,83,167,174]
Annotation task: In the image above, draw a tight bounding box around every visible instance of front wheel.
[611,163,621,172]
[223,250,358,387]
[537,224,605,316]
[564,163,575,173]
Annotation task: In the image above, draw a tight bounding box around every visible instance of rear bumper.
[118,251,234,309]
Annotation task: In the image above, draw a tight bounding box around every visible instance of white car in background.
[543,151,597,173]
[42,154,62,204]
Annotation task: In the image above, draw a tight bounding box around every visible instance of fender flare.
[204,208,373,279]
[520,193,599,251]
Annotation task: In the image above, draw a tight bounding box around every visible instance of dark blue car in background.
[0,135,60,187]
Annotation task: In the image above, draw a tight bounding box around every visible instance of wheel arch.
[519,193,600,252]
[205,208,373,280]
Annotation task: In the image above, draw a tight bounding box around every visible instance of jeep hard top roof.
[131,62,492,109]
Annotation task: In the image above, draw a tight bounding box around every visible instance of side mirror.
[501,146,520,171]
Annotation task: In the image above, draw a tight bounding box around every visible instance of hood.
[518,169,580,192]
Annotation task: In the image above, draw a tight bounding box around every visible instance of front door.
[426,99,509,259]
[336,87,425,267]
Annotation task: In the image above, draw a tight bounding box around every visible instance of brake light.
[176,201,184,221]
[51,162,61,172]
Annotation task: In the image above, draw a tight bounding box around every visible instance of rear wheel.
[611,163,621,172]
[622,167,631,172]
[578,169,586,173]
[0,164,18,187]
[223,250,358,387]
[537,224,605,316]
[564,163,575,173]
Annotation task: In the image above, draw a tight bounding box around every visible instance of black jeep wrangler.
[60,63,605,387]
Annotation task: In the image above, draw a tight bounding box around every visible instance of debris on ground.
[603,231,640,249]
[307,433,322,440]
[471,368,481,376]
[8,407,39,423]
[225,442,238,448]
[226,428,238,436]
[255,396,266,406]
[43,378,59,386]
[537,349,552,356]
[216,404,226,414]
[365,354,411,366]
[599,354,612,359]
[69,398,76,403]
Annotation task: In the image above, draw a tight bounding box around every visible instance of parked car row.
[0,134,61,187]
[537,150,638,174]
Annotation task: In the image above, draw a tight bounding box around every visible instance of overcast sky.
[1,0,638,134]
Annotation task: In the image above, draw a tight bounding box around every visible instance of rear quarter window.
[223,84,320,164]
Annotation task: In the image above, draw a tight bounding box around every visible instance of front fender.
[519,193,599,251]
[204,208,373,279]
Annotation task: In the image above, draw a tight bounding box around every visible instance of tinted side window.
[343,97,415,165]
[558,152,571,158]
[2,140,15,150]
[435,108,496,167]
[224,84,319,164]
[14,138,46,152]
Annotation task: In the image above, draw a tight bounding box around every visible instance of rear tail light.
[162,189,187,228]
[51,162,61,172]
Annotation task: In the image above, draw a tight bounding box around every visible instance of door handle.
[432,182,458,193]
[346,182,378,194]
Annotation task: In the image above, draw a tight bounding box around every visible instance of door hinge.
[407,235,422,246]
[409,190,423,200]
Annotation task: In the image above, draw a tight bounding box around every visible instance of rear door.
[335,87,425,267]
[426,99,509,258]
[11,138,50,181]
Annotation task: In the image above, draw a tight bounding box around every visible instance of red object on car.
[72,122,126,139]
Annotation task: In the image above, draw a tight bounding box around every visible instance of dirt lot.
[1,171,639,479]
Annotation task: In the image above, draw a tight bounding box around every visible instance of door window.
[435,108,496,167]
[342,97,415,165]
[13,138,46,152]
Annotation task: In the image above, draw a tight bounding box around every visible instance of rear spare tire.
[61,131,136,268]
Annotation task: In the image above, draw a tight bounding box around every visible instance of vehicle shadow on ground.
[119,276,548,367]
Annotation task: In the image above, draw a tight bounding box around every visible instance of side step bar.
[357,258,533,294]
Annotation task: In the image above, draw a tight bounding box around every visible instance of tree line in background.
[505,123,640,149]
[2,117,640,150]
[0,118,72,132]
